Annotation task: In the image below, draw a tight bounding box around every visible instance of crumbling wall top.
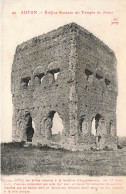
[15,23,115,58]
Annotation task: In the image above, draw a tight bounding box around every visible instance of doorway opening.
[80,116,88,134]
[46,111,64,142]
[85,68,93,83]
[91,114,101,136]
[24,112,34,142]
[109,120,114,136]
[51,112,63,135]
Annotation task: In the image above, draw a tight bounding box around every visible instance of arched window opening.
[80,116,88,134]
[40,77,44,83]
[91,114,102,136]
[96,73,103,80]
[49,68,60,81]
[95,114,101,129]
[38,73,45,83]
[28,79,31,86]
[85,69,93,79]
[44,111,64,142]
[34,73,45,84]
[21,77,31,89]
[24,112,34,142]
[21,70,32,89]
[98,135,101,142]
[105,78,111,86]
[80,118,83,133]
[51,112,63,135]
[33,66,45,84]
[109,120,114,136]
[85,69,93,83]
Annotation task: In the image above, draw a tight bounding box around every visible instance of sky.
[1,0,126,142]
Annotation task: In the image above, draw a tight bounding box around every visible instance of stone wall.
[11,23,118,151]
[75,25,118,149]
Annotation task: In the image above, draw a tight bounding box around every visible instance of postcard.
[1,0,126,194]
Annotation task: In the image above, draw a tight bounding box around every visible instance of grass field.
[1,142,126,176]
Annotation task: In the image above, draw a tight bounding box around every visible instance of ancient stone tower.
[11,23,118,150]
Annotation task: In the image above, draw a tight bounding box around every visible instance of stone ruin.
[11,23,118,151]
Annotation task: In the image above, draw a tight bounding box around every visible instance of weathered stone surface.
[11,23,118,151]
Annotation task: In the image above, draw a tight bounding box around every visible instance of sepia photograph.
[1,0,126,193]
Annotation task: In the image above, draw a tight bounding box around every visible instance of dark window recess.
[109,120,114,136]
[28,80,31,86]
[98,136,101,142]
[95,114,101,129]
[96,73,103,80]
[92,114,102,136]
[21,77,31,89]
[37,73,45,83]
[25,112,34,142]
[34,73,45,84]
[105,78,111,86]
[85,69,93,77]
[85,69,93,81]
[80,116,86,133]
[50,68,60,81]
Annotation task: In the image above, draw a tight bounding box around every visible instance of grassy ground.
[1,142,126,176]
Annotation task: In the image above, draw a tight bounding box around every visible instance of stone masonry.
[11,23,118,151]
